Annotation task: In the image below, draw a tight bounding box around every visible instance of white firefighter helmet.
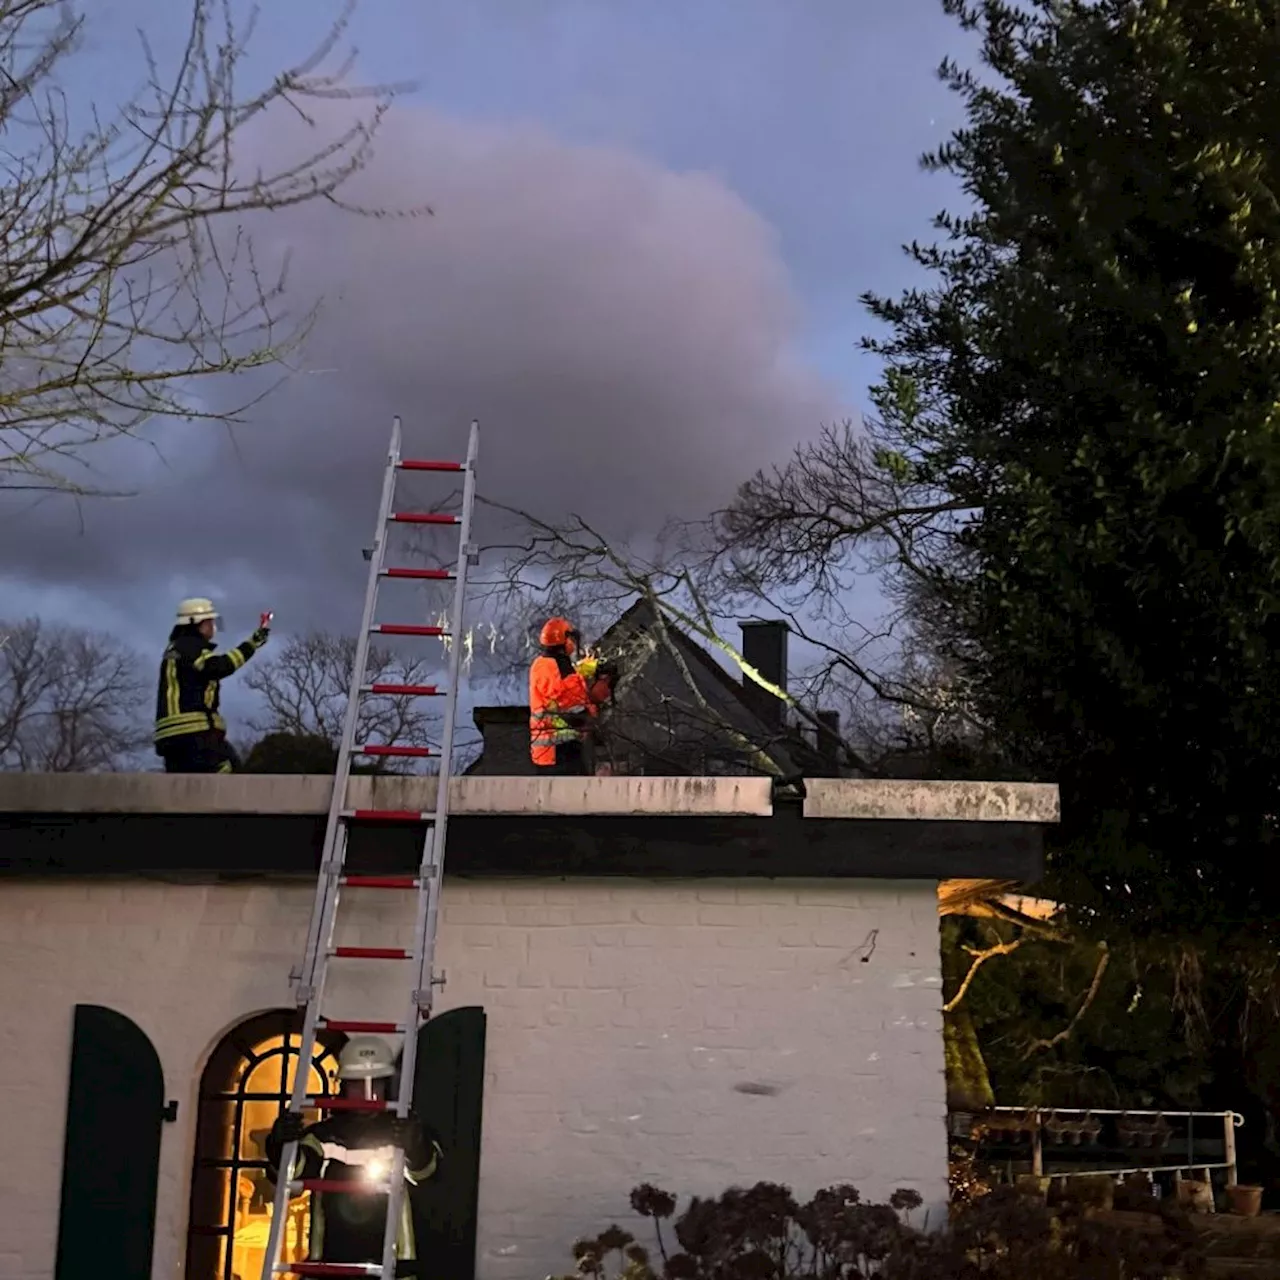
[338,1035,396,1081]
[176,597,220,625]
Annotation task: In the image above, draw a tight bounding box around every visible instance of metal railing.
[971,1106,1245,1186]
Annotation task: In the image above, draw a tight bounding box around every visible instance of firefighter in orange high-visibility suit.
[529,617,613,773]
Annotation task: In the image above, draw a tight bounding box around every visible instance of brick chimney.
[815,709,841,776]
[739,620,789,727]
[469,706,536,774]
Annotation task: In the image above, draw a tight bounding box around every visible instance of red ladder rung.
[397,458,464,471]
[388,511,461,525]
[278,1264,381,1277]
[295,1178,389,1195]
[320,1018,404,1033]
[332,945,410,960]
[364,682,441,697]
[341,874,418,889]
[303,1095,393,1112]
[370,624,446,637]
[354,743,435,758]
[343,809,433,823]
[381,567,455,580]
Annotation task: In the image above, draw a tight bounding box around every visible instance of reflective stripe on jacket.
[154,625,261,746]
[266,1113,443,1263]
[529,651,597,765]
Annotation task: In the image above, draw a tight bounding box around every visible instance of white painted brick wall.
[0,877,946,1280]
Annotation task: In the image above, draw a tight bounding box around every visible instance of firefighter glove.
[389,1113,428,1162]
[271,1111,307,1144]
[251,625,271,648]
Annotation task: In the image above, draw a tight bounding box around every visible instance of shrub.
[554,1182,1205,1280]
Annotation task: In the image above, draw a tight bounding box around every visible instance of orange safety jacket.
[529,652,601,766]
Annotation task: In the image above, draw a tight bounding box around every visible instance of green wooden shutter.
[55,1004,165,1280]
[410,1006,487,1280]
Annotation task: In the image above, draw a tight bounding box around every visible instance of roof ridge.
[595,598,823,771]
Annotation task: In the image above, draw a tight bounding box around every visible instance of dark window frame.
[184,1009,345,1280]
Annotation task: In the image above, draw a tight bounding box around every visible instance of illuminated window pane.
[185,1011,342,1280]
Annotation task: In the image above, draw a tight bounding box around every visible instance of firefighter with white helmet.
[266,1035,444,1268]
[153,597,272,773]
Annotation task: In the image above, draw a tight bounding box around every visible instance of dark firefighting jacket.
[153,624,263,748]
[266,1111,443,1264]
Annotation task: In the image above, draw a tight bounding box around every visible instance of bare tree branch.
[0,0,422,493]
[714,419,972,597]
[1022,943,1112,1059]
[944,936,1026,1014]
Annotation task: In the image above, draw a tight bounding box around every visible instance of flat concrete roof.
[0,773,773,816]
[803,778,1060,824]
[0,773,1059,822]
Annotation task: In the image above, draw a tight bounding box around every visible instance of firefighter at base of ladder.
[153,598,271,774]
[266,1036,444,1270]
[529,616,615,774]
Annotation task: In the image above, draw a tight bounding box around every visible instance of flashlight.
[260,611,274,628]
[365,1157,388,1184]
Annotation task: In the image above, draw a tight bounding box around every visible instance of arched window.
[185,1010,345,1280]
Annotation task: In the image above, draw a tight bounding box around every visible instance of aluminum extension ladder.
[260,416,479,1279]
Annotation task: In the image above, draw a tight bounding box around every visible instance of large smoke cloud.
[0,108,843,643]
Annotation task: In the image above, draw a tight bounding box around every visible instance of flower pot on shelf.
[1226,1184,1263,1217]
[1044,1112,1068,1146]
[1175,1177,1215,1214]
[1081,1113,1102,1145]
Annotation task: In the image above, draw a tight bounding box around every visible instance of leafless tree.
[715,413,988,702]
[244,630,449,755]
[0,0,417,493]
[0,617,148,769]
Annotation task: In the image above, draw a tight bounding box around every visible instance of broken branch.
[943,937,1026,1013]
[1022,943,1112,1058]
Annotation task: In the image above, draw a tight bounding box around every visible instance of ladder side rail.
[395,418,478,1096]
[262,418,402,1280]
[408,417,477,1034]
[296,417,405,1000]
[380,421,478,1280]
[427,419,479,847]
[262,821,355,1277]
[377,1145,409,1280]
[261,958,331,1275]
[260,1141,293,1276]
